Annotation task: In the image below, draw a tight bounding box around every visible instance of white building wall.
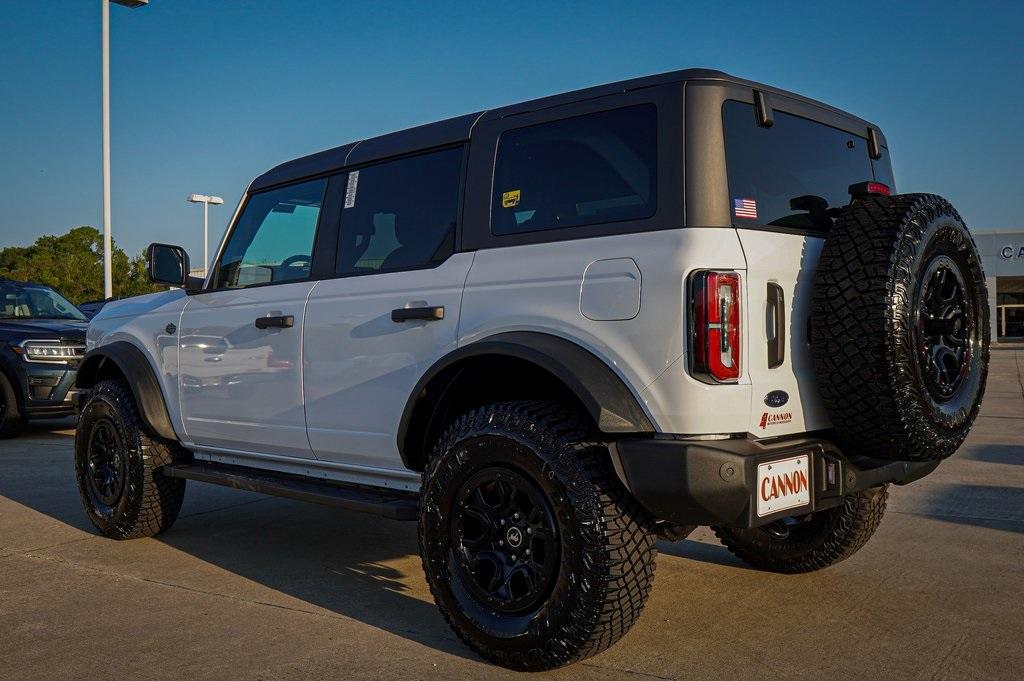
[973,230,1024,341]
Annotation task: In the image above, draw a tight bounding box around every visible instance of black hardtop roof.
[251,68,880,192]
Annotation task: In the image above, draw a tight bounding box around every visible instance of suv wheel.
[419,401,657,671]
[712,485,888,574]
[0,372,27,438]
[75,378,187,539]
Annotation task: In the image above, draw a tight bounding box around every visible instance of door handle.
[766,283,785,369]
[391,306,444,322]
[254,315,294,330]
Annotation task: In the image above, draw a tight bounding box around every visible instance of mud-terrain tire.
[812,194,989,462]
[713,485,888,574]
[0,372,27,438]
[75,378,187,539]
[419,401,657,671]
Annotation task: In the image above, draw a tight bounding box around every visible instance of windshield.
[0,281,87,321]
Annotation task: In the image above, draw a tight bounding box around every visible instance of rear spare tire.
[812,193,989,462]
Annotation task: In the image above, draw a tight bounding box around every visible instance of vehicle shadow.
[656,536,751,569]
[0,434,475,661]
[897,482,1024,534]
[961,443,1024,466]
[16,417,77,439]
[160,497,479,661]
[0,423,764,665]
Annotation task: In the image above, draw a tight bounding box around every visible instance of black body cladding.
[76,341,178,441]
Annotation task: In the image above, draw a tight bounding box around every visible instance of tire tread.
[419,400,656,671]
[713,486,888,574]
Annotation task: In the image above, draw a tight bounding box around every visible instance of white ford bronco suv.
[74,69,989,671]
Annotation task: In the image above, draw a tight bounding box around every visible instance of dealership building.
[975,230,1024,341]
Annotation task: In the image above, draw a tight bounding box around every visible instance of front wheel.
[75,378,187,539]
[419,401,657,671]
[712,485,888,574]
[0,372,27,438]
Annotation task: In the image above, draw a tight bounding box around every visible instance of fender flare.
[76,341,177,441]
[397,331,656,462]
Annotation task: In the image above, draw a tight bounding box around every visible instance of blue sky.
[1,1,1022,264]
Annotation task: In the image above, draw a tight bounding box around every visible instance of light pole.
[187,194,224,276]
[101,0,148,300]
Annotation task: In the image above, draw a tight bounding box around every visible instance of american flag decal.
[733,197,758,219]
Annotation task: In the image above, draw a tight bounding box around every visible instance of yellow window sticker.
[501,189,521,208]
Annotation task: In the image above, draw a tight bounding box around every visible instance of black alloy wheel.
[419,401,657,671]
[452,467,559,614]
[86,418,127,509]
[915,255,972,401]
[74,378,187,539]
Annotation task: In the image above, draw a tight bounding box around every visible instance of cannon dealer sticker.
[756,455,811,517]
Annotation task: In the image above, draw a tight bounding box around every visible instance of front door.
[303,146,469,480]
[178,177,327,457]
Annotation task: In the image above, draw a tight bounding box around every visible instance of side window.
[336,147,463,275]
[214,178,326,288]
[722,101,881,230]
[491,104,657,236]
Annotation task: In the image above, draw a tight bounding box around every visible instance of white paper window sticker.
[344,170,359,209]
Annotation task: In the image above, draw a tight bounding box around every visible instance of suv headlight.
[16,340,86,364]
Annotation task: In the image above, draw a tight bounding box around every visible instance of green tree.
[0,226,160,305]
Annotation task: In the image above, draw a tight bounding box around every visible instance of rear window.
[491,104,657,236]
[723,101,894,230]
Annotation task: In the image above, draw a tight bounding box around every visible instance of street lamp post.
[101,0,148,300]
[187,194,224,277]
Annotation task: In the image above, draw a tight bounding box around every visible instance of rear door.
[720,97,895,436]
[178,178,326,457]
[302,146,471,483]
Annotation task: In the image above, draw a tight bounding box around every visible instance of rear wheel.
[419,401,657,671]
[712,485,888,574]
[75,378,187,539]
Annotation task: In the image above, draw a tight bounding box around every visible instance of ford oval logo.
[764,390,789,408]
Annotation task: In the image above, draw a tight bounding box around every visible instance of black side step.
[161,462,419,521]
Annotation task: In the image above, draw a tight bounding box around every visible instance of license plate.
[756,454,811,517]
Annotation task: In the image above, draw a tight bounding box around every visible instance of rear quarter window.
[723,101,893,231]
[491,104,657,236]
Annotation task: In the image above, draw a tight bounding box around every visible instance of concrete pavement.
[1,349,1022,680]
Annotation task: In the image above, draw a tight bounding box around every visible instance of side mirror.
[147,243,192,288]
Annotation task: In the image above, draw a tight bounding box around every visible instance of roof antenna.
[754,90,773,128]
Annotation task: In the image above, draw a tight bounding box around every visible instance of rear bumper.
[609,434,938,529]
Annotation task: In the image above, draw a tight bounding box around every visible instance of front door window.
[213,178,326,289]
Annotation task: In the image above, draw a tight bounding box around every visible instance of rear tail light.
[848,181,891,198]
[689,271,741,383]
